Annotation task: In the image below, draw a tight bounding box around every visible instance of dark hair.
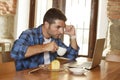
[43,8,67,24]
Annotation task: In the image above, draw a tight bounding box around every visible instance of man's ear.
[44,21,49,29]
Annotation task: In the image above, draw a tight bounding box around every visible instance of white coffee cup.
[57,46,67,56]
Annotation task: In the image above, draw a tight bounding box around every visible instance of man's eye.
[57,26,61,29]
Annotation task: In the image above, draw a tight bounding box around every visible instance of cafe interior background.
[0,0,120,63]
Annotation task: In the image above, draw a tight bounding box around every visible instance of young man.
[11,8,79,71]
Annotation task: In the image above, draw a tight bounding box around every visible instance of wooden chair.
[0,53,2,63]
[2,51,14,62]
[0,42,12,63]
[0,51,14,63]
[0,43,5,63]
[0,61,16,75]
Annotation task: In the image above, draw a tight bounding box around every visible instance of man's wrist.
[70,35,76,39]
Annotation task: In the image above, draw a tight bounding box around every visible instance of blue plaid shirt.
[10,25,79,71]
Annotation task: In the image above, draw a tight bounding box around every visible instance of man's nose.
[59,28,64,34]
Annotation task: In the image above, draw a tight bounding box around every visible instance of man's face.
[47,20,66,39]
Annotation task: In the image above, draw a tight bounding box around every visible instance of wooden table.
[0,57,120,80]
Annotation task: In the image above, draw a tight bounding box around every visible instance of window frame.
[88,0,98,58]
[29,0,35,28]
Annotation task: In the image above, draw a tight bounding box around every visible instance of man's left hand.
[64,25,76,36]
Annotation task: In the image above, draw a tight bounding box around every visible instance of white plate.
[69,68,86,75]
[39,64,64,72]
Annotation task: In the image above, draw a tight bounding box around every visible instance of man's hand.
[45,41,58,53]
[64,25,78,50]
[25,41,58,58]
[64,25,76,37]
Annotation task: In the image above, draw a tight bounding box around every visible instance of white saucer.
[69,68,87,75]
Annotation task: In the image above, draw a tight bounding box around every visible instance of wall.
[0,0,30,52]
[0,0,17,52]
[105,0,120,62]
[0,0,16,39]
[107,0,120,19]
[0,16,14,39]
[0,0,16,15]
[106,0,120,50]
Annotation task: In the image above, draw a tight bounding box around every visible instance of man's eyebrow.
[57,25,63,28]
[57,25,66,28]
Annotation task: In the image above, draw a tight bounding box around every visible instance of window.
[64,0,92,55]
[34,0,53,27]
